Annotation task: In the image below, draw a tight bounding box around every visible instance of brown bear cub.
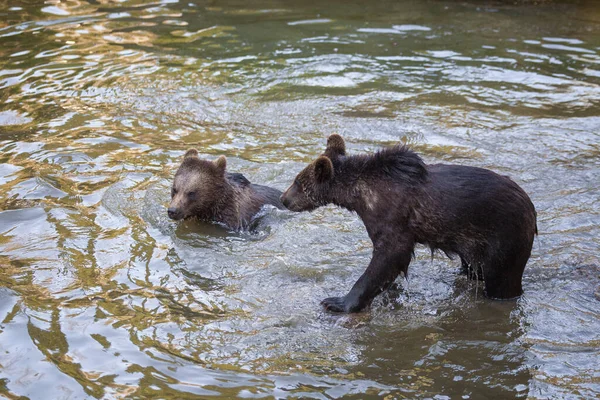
[168,149,285,230]
[281,135,537,313]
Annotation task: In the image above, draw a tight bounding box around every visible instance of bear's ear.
[213,155,227,173]
[184,149,199,159]
[325,134,346,157]
[314,156,334,184]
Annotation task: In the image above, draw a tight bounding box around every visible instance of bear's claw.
[322,296,368,313]
[321,297,348,313]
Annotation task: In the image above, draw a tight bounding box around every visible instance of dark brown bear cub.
[281,135,537,313]
[168,149,284,230]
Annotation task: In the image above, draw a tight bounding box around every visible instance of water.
[1,0,599,398]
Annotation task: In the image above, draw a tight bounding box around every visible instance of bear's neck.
[326,155,425,242]
[328,167,376,217]
[328,175,394,243]
[328,162,410,227]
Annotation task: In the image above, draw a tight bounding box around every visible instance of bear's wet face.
[280,135,343,212]
[168,150,227,221]
[281,156,334,212]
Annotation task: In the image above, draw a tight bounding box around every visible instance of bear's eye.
[187,191,196,198]
[171,187,178,197]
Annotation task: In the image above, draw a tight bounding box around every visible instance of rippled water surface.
[1,0,599,398]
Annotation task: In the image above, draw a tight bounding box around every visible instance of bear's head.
[167,149,228,220]
[280,134,345,212]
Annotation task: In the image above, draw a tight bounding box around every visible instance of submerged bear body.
[281,135,537,313]
[168,149,284,230]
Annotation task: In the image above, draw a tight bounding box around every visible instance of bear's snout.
[280,185,313,212]
[280,193,290,209]
[167,207,183,220]
[280,190,299,211]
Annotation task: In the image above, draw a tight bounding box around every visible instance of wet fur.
[281,135,537,313]
[169,152,284,230]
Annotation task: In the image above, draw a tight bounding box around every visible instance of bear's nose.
[167,207,179,220]
[280,194,289,208]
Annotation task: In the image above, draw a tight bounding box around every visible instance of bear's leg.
[322,239,414,313]
[481,244,530,299]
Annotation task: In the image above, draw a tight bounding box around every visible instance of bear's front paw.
[321,296,364,313]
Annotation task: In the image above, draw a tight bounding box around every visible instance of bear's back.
[424,163,536,236]
[226,172,285,210]
[251,183,285,210]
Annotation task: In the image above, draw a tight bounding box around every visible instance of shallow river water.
[1,0,599,398]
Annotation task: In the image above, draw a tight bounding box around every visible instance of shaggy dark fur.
[281,135,537,313]
[168,149,284,230]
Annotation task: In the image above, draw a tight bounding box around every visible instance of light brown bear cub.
[168,149,285,230]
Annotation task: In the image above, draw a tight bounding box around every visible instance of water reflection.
[1,0,599,398]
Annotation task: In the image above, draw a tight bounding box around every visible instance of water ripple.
[1,0,599,398]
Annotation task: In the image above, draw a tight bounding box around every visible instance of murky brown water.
[1,0,599,398]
